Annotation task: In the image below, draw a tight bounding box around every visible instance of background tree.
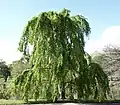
[93,45,120,100]
[0,59,12,99]
[14,9,109,102]
[0,59,11,82]
[8,57,30,100]
[10,57,29,78]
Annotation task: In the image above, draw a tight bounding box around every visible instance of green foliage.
[0,87,9,99]
[0,82,12,100]
[14,9,109,102]
[0,59,11,82]
[0,58,30,101]
[10,59,29,78]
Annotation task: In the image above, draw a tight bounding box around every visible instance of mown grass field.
[0,99,120,105]
[0,99,25,105]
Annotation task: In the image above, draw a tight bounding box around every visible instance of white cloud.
[85,26,120,54]
[0,40,22,64]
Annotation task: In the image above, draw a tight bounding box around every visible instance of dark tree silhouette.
[0,59,11,82]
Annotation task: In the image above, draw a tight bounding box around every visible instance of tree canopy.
[10,58,29,78]
[14,9,109,102]
[0,59,11,82]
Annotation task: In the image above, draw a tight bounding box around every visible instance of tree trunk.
[69,85,74,100]
[61,81,65,99]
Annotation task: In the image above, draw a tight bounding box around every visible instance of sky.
[0,0,120,64]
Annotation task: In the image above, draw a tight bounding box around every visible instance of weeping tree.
[14,9,109,102]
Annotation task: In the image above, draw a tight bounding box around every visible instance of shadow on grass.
[27,99,120,104]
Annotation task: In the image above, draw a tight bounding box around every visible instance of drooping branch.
[15,9,109,102]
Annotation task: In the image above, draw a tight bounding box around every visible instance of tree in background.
[0,59,11,82]
[10,57,29,78]
[0,56,29,100]
[14,9,109,102]
[0,59,11,99]
[93,45,120,100]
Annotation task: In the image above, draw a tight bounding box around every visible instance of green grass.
[0,99,120,104]
[0,99,25,105]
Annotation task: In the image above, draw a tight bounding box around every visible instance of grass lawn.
[0,99,120,105]
[0,99,25,105]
